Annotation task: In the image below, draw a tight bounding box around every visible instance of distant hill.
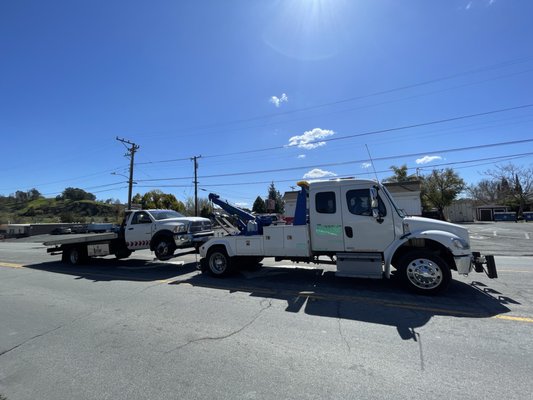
[0,197,122,224]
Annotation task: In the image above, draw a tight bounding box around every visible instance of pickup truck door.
[125,211,154,250]
[340,187,395,252]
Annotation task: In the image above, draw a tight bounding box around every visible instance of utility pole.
[191,155,201,216]
[116,137,140,210]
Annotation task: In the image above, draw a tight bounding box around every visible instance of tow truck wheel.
[398,250,451,295]
[63,246,87,266]
[115,249,132,260]
[206,247,232,277]
[154,238,176,261]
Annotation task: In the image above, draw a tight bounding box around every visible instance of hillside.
[0,197,122,224]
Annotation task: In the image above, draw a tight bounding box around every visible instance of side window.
[132,212,152,224]
[346,189,387,217]
[316,192,336,214]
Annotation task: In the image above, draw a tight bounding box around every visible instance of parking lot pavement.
[461,221,533,256]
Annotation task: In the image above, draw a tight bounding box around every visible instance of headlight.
[173,224,187,234]
[451,237,470,250]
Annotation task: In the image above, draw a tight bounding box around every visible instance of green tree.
[383,164,418,183]
[27,188,42,201]
[252,196,266,213]
[62,187,96,201]
[267,182,284,214]
[141,190,185,212]
[421,169,465,220]
[184,197,212,216]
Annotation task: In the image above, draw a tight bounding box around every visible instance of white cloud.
[416,155,443,165]
[270,93,288,107]
[288,128,335,150]
[235,202,249,208]
[466,1,472,10]
[297,154,306,159]
[303,168,337,179]
[361,162,372,169]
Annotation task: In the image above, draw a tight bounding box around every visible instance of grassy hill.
[0,197,122,224]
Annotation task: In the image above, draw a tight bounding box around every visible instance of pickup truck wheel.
[206,248,232,277]
[154,238,176,261]
[398,250,451,295]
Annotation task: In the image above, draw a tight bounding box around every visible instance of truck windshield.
[380,186,406,218]
[149,210,185,220]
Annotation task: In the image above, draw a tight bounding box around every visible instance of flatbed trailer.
[43,209,215,264]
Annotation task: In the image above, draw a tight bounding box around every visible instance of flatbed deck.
[43,232,118,246]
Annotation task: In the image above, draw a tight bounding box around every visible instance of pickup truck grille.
[189,221,212,233]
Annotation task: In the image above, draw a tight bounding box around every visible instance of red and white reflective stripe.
[127,240,150,248]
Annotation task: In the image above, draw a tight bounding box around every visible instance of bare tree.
[466,179,502,205]
[484,163,533,214]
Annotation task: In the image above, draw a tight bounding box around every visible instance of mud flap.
[472,252,498,279]
[486,255,498,279]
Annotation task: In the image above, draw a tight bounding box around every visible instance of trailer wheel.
[154,238,176,261]
[206,247,232,277]
[63,246,87,266]
[397,250,451,295]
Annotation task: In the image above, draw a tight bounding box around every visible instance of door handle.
[128,228,134,230]
[344,226,353,238]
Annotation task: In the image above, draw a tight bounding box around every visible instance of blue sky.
[2,0,533,207]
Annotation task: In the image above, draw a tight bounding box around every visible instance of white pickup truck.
[200,179,497,295]
[45,209,214,264]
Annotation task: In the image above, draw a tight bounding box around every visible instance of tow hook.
[472,252,498,279]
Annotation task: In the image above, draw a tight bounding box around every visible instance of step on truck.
[199,179,497,295]
[45,209,214,264]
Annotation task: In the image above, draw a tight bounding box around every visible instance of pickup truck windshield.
[149,210,185,220]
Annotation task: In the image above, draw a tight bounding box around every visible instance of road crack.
[336,302,351,352]
[165,299,272,353]
[0,325,63,358]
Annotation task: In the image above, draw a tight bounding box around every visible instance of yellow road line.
[493,315,533,323]
[0,262,25,269]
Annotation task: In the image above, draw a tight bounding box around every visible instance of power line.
[203,103,533,159]
[129,103,533,169]
[131,55,533,139]
[133,139,533,183]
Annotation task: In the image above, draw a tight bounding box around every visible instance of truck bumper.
[174,232,214,249]
[456,252,498,279]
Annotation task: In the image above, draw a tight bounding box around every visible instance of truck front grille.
[189,221,212,233]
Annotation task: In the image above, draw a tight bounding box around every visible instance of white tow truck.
[200,179,497,295]
[45,209,214,264]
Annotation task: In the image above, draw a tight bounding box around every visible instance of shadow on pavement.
[22,259,514,340]
[170,264,514,340]
[22,257,201,282]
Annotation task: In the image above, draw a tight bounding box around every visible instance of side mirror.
[370,187,379,209]
[370,187,384,223]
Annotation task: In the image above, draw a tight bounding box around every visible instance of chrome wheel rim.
[209,253,227,274]
[406,258,443,290]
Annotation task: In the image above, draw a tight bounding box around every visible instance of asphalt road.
[1,223,532,400]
